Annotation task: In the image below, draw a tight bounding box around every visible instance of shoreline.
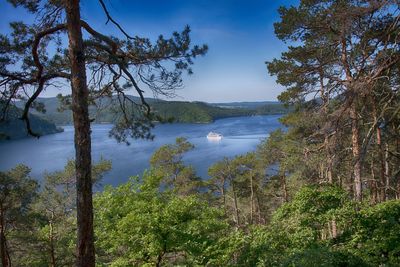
[54,112,286,127]
[2,114,284,142]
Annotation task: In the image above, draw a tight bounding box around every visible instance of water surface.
[0,115,282,186]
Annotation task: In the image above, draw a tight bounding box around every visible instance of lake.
[0,115,282,186]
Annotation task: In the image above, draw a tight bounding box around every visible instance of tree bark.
[0,208,10,267]
[372,101,386,202]
[370,160,378,204]
[319,67,333,184]
[221,177,227,216]
[324,135,334,184]
[340,35,362,202]
[255,194,263,224]
[249,172,254,224]
[231,182,240,228]
[331,219,337,239]
[397,138,400,200]
[384,142,390,200]
[49,212,56,267]
[64,1,95,266]
[350,104,362,202]
[281,171,288,203]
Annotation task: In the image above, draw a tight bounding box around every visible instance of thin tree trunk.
[232,182,240,228]
[384,142,390,200]
[0,209,10,267]
[373,101,386,202]
[325,133,338,238]
[324,135,334,184]
[49,212,56,267]
[378,129,386,202]
[319,67,333,184]
[255,194,263,224]
[64,1,94,266]
[350,104,362,202]
[0,232,7,267]
[281,171,288,203]
[249,172,254,224]
[325,134,338,238]
[331,219,337,239]
[156,251,164,267]
[370,160,378,204]
[397,138,400,199]
[221,177,227,216]
[156,255,162,267]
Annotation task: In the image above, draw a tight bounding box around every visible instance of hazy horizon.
[27,95,281,104]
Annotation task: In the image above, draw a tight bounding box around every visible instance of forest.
[14,96,288,125]
[0,0,399,266]
[0,97,287,140]
[0,102,63,140]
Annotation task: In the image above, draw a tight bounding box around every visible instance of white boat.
[207,132,223,141]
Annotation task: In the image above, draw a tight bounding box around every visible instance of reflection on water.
[0,115,282,186]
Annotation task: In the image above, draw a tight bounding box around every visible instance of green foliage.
[0,165,39,266]
[5,159,111,267]
[344,200,400,266]
[94,172,228,266]
[208,153,268,226]
[150,137,201,195]
[153,101,214,123]
[0,164,38,215]
[281,247,367,267]
[271,186,350,249]
[232,186,400,267]
[2,160,400,266]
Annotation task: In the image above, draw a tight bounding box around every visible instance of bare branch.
[98,0,135,40]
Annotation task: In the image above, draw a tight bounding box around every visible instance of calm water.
[0,115,282,186]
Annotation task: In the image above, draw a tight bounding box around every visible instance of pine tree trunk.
[221,177,227,216]
[324,135,334,183]
[232,182,240,228]
[281,171,288,203]
[325,133,337,237]
[397,139,400,200]
[384,142,390,200]
[370,160,378,204]
[256,194,263,224]
[319,67,333,184]
[373,102,386,202]
[350,104,362,201]
[0,209,10,267]
[331,219,337,239]
[49,212,56,267]
[249,172,254,224]
[340,35,362,202]
[64,1,95,266]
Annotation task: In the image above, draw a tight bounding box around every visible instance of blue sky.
[0,0,299,102]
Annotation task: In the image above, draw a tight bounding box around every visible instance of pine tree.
[0,1,207,265]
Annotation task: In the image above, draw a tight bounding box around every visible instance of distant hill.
[15,96,289,125]
[0,103,63,140]
[210,101,280,109]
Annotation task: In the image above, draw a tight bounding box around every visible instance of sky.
[0,0,299,102]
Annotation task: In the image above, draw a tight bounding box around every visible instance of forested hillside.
[0,103,62,140]
[16,96,289,124]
